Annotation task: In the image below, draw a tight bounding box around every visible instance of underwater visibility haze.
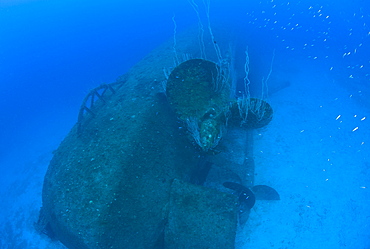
[0,0,369,248]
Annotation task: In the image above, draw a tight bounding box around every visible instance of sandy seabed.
[236,63,370,249]
[0,62,369,249]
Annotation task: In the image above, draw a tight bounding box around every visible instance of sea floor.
[236,62,370,249]
[0,152,67,249]
[0,62,369,249]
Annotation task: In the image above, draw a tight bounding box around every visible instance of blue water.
[0,0,369,248]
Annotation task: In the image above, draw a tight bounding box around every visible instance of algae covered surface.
[166,58,230,121]
[166,58,231,151]
[37,29,239,249]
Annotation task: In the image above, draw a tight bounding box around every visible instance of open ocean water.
[0,0,369,248]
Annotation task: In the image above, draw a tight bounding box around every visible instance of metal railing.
[77,80,125,134]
